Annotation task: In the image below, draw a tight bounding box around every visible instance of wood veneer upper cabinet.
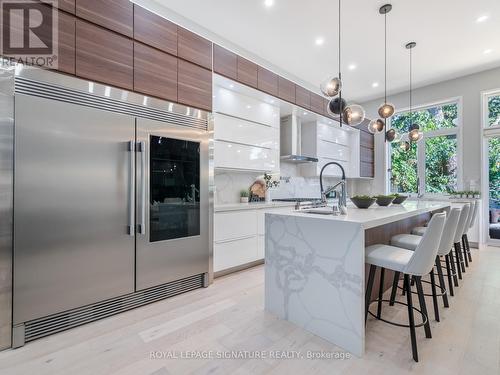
[237,56,258,88]
[56,11,76,74]
[133,6,177,56]
[295,85,311,110]
[310,93,325,115]
[360,130,375,149]
[323,97,332,117]
[134,42,177,102]
[76,0,133,37]
[360,161,375,178]
[278,77,295,103]
[178,60,212,111]
[258,67,278,96]
[178,28,212,70]
[75,20,133,90]
[213,45,237,80]
[40,0,75,13]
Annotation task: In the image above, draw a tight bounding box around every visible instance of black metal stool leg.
[444,255,455,296]
[462,236,469,268]
[429,270,440,321]
[435,256,449,306]
[465,234,472,262]
[454,242,464,278]
[365,265,376,323]
[448,250,459,287]
[404,274,418,362]
[414,276,432,338]
[377,268,385,319]
[389,271,400,306]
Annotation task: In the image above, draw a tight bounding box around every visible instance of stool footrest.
[367,299,428,328]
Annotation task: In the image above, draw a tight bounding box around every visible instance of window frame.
[386,97,463,196]
[481,89,500,246]
[483,89,500,132]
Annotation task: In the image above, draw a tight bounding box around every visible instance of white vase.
[265,190,271,203]
[240,197,249,203]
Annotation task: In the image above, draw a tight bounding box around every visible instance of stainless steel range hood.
[280,114,318,163]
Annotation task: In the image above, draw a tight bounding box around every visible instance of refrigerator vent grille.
[23,274,205,343]
[15,77,208,130]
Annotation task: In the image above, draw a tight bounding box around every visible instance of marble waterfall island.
[264,201,450,357]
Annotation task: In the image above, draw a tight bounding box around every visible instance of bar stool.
[390,208,462,322]
[365,212,446,362]
[412,203,470,281]
[463,200,478,263]
[460,200,475,268]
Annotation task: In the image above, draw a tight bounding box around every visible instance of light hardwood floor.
[0,246,499,375]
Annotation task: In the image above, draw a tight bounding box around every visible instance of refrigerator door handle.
[128,140,135,236]
[139,141,146,235]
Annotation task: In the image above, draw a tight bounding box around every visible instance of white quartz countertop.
[267,200,451,229]
[214,201,296,212]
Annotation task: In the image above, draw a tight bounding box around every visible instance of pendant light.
[378,4,396,120]
[321,0,365,127]
[406,41,423,143]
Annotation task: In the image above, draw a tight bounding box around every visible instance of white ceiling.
[137,0,500,103]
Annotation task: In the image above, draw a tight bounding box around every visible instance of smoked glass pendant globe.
[320,76,342,97]
[368,118,385,134]
[343,104,365,126]
[408,124,423,142]
[400,141,411,151]
[385,128,400,142]
[327,97,347,115]
[378,102,396,118]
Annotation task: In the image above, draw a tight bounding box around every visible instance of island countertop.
[264,199,453,357]
[266,200,451,229]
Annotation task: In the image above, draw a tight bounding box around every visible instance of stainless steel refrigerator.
[9,68,213,347]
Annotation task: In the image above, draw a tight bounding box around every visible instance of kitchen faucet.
[319,162,348,215]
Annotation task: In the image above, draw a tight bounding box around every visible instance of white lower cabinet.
[214,206,293,274]
[214,236,258,272]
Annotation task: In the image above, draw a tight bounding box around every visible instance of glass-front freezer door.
[135,118,209,290]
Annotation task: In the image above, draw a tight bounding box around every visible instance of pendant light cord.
[409,45,413,128]
[338,0,343,127]
[384,11,387,105]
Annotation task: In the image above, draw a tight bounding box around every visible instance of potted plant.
[392,193,408,204]
[375,195,396,206]
[474,191,481,199]
[240,189,249,203]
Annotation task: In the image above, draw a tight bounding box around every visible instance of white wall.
[360,66,500,195]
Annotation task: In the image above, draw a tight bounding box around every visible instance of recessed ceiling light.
[303,112,308,115]
[372,82,379,88]
[229,84,234,88]
[264,0,274,7]
[315,37,325,46]
[484,49,493,54]
[476,15,489,23]
[348,64,357,70]
[246,105,252,109]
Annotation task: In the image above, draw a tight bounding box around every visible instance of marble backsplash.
[214,162,370,204]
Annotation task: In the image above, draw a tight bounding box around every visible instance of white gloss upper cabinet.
[300,121,360,178]
[214,113,279,150]
[214,87,279,128]
[214,141,279,172]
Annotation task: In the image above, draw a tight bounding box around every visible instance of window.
[487,94,500,127]
[388,100,461,195]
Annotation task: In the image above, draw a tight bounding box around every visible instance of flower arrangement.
[263,173,280,190]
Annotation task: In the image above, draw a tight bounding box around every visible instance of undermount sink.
[301,208,338,215]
